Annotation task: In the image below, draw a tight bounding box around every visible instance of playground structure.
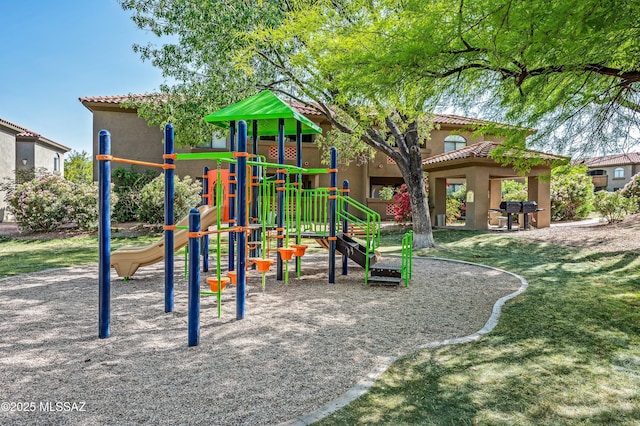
[98,90,413,346]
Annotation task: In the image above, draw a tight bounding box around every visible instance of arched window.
[614,167,624,179]
[53,153,61,172]
[444,135,466,153]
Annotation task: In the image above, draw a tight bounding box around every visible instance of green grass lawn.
[318,229,640,425]
[0,233,162,278]
[1,228,639,424]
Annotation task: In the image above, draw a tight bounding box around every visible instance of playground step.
[370,264,401,278]
[367,275,403,286]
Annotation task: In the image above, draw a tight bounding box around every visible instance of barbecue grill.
[493,200,542,230]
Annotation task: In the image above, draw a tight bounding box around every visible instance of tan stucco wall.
[589,164,640,191]
[0,129,16,221]
[92,110,165,180]
[427,162,552,230]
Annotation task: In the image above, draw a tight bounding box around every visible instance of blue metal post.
[276,118,285,281]
[228,121,236,272]
[329,148,337,284]
[202,166,209,273]
[164,124,175,313]
[98,130,111,339]
[236,121,248,320]
[342,179,349,276]
[188,208,201,346]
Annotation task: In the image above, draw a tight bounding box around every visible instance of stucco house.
[583,152,640,191]
[80,94,556,230]
[0,118,71,222]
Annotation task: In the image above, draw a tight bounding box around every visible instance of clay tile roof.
[583,152,640,167]
[422,141,499,165]
[0,117,70,152]
[79,94,161,105]
[0,117,40,137]
[287,99,323,116]
[433,114,493,126]
[422,141,564,166]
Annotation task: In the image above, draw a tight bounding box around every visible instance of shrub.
[392,174,429,225]
[446,196,463,224]
[621,172,640,211]
[5,175,111,232]
[112,167,158,223]
[594,190,637,223]
[64,150,93,184]
[378,186,395,201]
[138,175,201,224]
[393,184,412,224]
[502,180,528,201]
[550,165,594,221]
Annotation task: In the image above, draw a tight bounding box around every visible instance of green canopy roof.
[203,90,322,136]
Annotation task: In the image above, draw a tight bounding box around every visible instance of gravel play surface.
[0,253,522,425]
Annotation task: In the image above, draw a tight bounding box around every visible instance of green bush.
[112,167,158,223]
[446,196,463,224]
[138,175,201,224]
[5,175,112,232]
[502,180,528,201]
[594,190,637,223]
[550,165,594,221]
[621,172,640,211]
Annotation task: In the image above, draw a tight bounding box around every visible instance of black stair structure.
[321,234,403,286]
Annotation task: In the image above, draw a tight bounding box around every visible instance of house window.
[196,132,227,149]
[53,153,60,172]
[587,169,606,176]
[444,135,466,153]
[614,167,624,179]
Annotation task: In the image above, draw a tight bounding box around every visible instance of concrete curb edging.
[281,256,529,426]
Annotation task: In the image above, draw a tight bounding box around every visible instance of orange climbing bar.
[95,154,174,169]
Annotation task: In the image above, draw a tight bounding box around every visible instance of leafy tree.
[112,167,158,223]
[550,166,594,221]
[621,173,640,211]
[501,180,528,202]
[119,0,463,247]
[64,150,93,184]
[138,175,201,224]
[594,191,637,223]
[120,0,639,247]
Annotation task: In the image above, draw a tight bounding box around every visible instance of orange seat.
[206,276,230,292]
[227,271,237,285]
[252,258,274,273]
[290,244,308,257]
[277,247,295,261]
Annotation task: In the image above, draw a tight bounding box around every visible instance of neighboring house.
[0,118,71,222]
[80,94,554,230]
[583,152,640,191]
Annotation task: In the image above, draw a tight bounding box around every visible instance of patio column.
[488,178,502,226]
[432,177,447,226]
[465,167,490,230]
[528,175,551,228]
[489,178,502,209]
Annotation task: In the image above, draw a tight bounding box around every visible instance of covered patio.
[423,142,564,231]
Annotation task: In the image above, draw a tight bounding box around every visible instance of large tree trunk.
[399,125,436,249]
[405,164,436,248]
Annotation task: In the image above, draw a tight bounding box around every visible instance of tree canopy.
[64,150,93,184]
[120,0,640,247]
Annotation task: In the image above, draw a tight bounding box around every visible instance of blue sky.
[0,0,166,154]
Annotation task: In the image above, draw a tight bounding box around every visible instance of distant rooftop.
[0,117,70,152]
[583,152,640,168]
[422,141,564,166]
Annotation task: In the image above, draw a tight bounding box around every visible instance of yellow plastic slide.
[110,205,219,278]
